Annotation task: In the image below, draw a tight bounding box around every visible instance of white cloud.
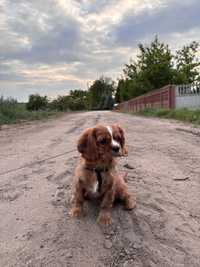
[0,0,199,101]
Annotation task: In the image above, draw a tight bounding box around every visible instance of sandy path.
[0,111,200,267]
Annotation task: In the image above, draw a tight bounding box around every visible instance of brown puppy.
[69,124,136,225]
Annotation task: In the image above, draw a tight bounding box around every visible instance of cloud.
[0,0,200,101]
[111,0,200,46]
[1,0,82,64]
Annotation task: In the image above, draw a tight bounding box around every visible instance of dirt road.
[0,111,200,267]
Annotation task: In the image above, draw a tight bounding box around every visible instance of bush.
[49,95,88,111]
[0,96,57,125]
[137,108,200,125]
[26,94,48,111]
[0,96,22,123]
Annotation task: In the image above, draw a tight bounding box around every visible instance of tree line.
[26,76,114,111]
[7,36,200,112]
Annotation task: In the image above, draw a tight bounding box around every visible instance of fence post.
[169,85,175,109]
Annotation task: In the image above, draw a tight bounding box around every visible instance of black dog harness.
[85,166,109,192]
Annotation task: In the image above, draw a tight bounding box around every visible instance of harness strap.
[85,166,109,192]
[95,169,103,192]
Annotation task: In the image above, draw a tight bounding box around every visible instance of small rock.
[66,250,73,258]
[104,240,113,249]
[173,177,189,181]
[124,248,130,255]
[132,241,142,249]
[26,259,32,266]
[57,185,64,189]
[110,230,115,235]
[123,260,134,267]
[40,244,44,249]
[124,163,135,169]
[55,190,64,199]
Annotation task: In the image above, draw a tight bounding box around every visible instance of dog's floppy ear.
[77,128,98,161]
[112,124,128,156]
[77,128,90,154]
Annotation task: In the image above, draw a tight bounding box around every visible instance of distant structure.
[114,83,200,112]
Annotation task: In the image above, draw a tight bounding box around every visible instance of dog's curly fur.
[69,124,136,225]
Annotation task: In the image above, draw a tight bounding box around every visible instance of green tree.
[116,37,175,102]
[88,76,114,110]
[49,90,89,111]
[174,41,200,83]
[115,37,199,102]
[26,94,48,111]
[69,89,89,110]
[124,36,174,90]
[50,95,71,111]
[69,89,88,99]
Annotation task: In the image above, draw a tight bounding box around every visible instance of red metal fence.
[114,85,175,112]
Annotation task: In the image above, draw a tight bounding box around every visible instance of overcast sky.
[0,0,200,102]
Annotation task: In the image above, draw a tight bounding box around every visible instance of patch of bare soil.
[0,111,200,267]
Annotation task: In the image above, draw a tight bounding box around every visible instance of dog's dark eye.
[114,134,121,142]
[99,138,107,145]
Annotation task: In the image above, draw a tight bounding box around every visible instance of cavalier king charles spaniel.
[69,124,136,225]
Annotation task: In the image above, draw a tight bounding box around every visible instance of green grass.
[134,108,200,125]
[0,98,60,125]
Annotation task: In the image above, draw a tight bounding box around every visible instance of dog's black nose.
[112,146,120,153]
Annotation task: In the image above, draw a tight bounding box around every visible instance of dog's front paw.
[69,207,82,218]
[124,197,136,210]
[97,211,112,226]
[122,146,128,157]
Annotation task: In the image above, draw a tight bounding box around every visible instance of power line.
[0,149,77,176]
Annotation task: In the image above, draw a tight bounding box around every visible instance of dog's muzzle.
[112,145,120,156]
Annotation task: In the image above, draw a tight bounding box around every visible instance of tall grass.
[0,96,58,125]
[136,108,200,125]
